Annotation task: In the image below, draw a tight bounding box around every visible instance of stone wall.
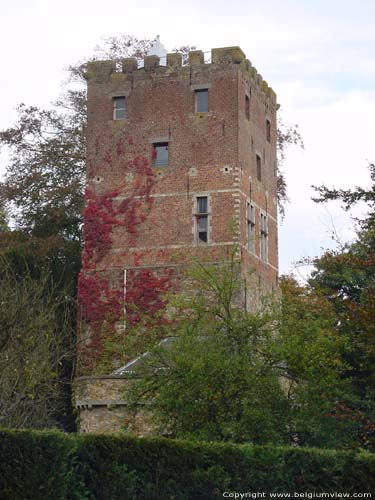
[76,376,155,435]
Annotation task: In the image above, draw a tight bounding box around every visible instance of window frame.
[195,89,209,113]
[195,196,209,244]
[246,202,256,253]
[256,154,262,182]
[260,212,268,262]
[113,96,126,120]
[245,95,250,120]
[152,142,169,167]
[266,118,271,142]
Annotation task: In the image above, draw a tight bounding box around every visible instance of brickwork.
[76,45,278,432]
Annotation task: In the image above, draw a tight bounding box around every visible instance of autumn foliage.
[78,139,173,373]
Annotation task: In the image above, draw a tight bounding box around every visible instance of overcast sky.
[1,0,374,277]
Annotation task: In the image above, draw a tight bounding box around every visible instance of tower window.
[113,96,126,120]
[266,119,271,142]
[256,154,262,182]
[196,196,209,243]
[245,95,250,120]
[153,142,169,167]
[195,89,208,113]
[247,202,255,253]
[260,213,268,262]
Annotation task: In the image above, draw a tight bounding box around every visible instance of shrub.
[0,429,75,500]
[0,430,374,500]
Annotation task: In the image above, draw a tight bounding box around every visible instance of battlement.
[84,46,277,107]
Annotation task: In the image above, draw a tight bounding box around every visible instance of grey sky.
[1,0,374,276]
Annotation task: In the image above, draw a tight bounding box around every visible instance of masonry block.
[188,50,204,65]
[144,55,159,72]
[167,52,182,67]
[211,46,246,65]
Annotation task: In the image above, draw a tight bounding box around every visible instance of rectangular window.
[256,154,262,182]
[260,213,268,262]
[196,196,208,243]
[266,119,271,142]
[195,89,208,113]
[153,142,169,167]
[113,96,126,120]
[247,202,255,253]
[245,95,250,120]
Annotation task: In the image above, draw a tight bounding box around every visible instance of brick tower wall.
[77,46,278,379]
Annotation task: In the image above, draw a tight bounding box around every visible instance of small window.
[256,154,262,182]
[266,119,271,142]
[247,202,255,253]
[195,89,208,113]
[245,95,250,120]
[260,213,268,262]
[113,96,126,120]
[153,142,169,167]
[196,196,209,243]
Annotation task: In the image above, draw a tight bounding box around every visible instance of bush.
[0,430,374,499]
[0,429,75,500]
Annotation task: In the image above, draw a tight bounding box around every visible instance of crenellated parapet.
[84,46,277,108]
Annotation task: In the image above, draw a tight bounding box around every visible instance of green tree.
[0,202,8,232]
[124,262,363,448]
[0,262,74,429]
[125,261,290,444]
[277,276,363,449]
[309,162,375,449]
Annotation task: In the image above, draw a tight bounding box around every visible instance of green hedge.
[0,430,374,500]
[0,429,75,500]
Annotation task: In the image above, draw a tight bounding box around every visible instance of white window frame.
[113,96,126,120]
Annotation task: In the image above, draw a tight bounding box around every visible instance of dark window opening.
[195,89,209,113]
[260,213,268,262]
[197,196,208,243]
[247,202,255,253]
[266,119,271,142]
[256,154,262,182]
[153,142,169,167]
[245,95,250,120]
[113,96,126,120]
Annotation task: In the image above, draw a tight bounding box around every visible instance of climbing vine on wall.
[78,136,174,374]
[78,272,123,372]
[126,268,174,326]
[82,149,156,269]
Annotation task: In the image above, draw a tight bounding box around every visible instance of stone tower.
[75,45,278,433]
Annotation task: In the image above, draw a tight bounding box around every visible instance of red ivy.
[126,268,174,326]
[79,140,173,373]
[82,154,156,267]
[78,272,123,371]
